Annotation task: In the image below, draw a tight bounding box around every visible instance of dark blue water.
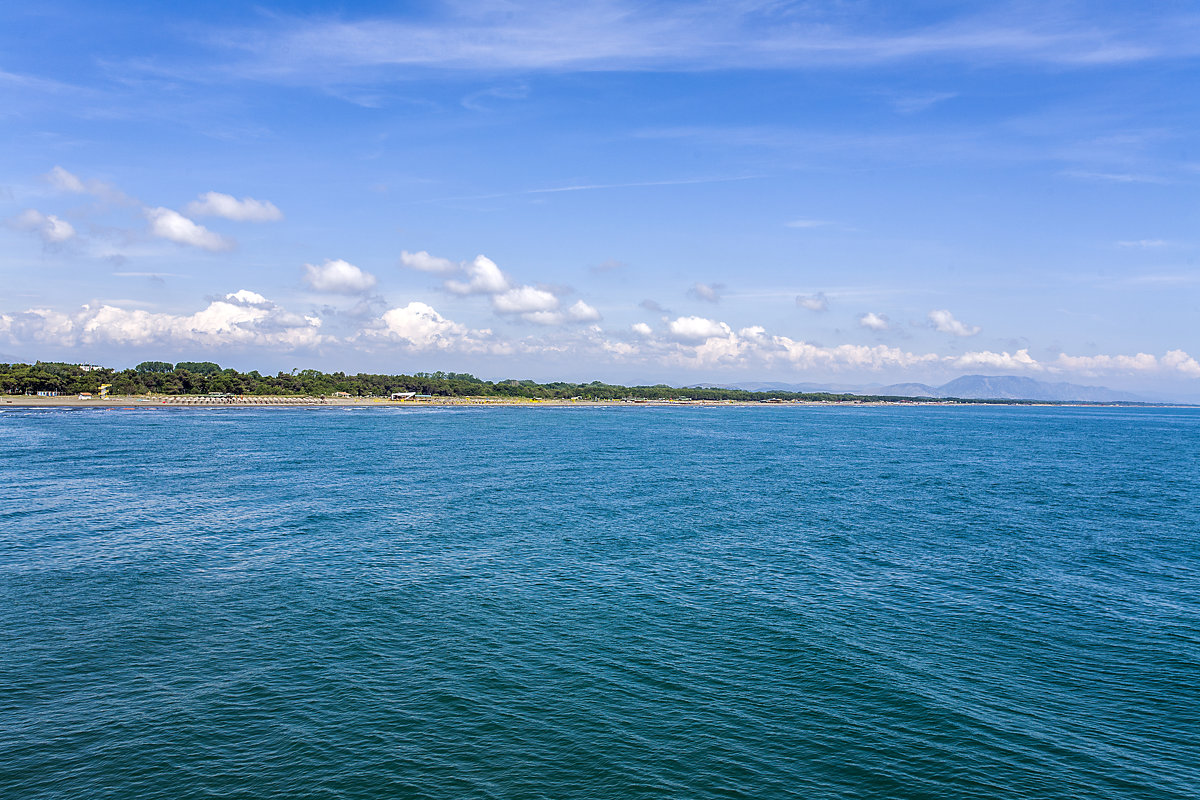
[1,405,1197,799]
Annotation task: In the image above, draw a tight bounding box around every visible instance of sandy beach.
[1,394,894,409]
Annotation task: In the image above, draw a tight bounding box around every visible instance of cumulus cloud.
[401,249,600,326]
[859,312,890,331]
[186,192,283,222]
[226,289,270,305]
[303,258,378,294]
[492,285,558,314]
[400,250,459,273]
[521,311,566,326]
[667,315,730,343]
[445,254,510,295]
[796,292,828,312]
[945,348,1200,378]
[952,348,1042,371]
[928,309,980,337]
[0,291,323,349]
[770,337,941,371]
[12,209,75,243]
[1162,350,1200,378]
[635,314,1088,376]
[372,301,500,352]
[637,316,946,370]
[566,300,601,322]
[145,207,234,252]
[688,282,723,302]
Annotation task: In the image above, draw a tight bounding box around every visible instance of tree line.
[0,360,921,402]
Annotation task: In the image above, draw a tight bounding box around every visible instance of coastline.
[3,394,1187,409]
[1,394,867,408]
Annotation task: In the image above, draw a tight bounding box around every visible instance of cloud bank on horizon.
[1,2,1198,395]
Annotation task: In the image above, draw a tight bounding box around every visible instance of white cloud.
[186,192,283,222]
[492,285,559,314]
[225,289,270,305]
[631,322,654,336]
[373,301,498,352]
[1053,351,1159,374]
[0,292,323,349]
[1116,239,1168,248]
[445,254,510,295]
[145,207,234,252]
[770,337,942,371]
[688,282,723,302]
[952,349,1042,371]
[522,311,565,326]
[1163,350,1200,377]
[785,219,833,229]
[46,166,86,194]
[303,258,378,294]
[400,250,458,273]
[12,209,76,243]
[859,312,890,331]
[947,348,1200,378]
[928,309,980,337]
[667,315,730,343]
[796,292,828,312]
[254,6,1176,77]
[43,166,131,203]
[566,299,601,322]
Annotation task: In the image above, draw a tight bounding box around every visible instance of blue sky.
[2,1,1199,395]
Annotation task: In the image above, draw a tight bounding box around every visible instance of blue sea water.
[0,404,1197,799]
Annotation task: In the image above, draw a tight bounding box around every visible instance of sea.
[1,404,1197,799]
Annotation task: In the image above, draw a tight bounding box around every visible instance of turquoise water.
[1,405,1197,799]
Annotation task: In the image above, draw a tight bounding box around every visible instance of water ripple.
[1,405,1197,799]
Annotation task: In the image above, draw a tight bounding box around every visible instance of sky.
[2,0,1199,396]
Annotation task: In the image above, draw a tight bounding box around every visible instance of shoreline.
[0,394,892,408]
[2,394,1191,410]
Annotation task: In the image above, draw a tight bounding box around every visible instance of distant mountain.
[933,375,1146,402]
[872,382,940,397]
[695,381,879,394]
[703,375,1153,403]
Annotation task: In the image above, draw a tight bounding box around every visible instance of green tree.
[135,361,174,374]
[175,361,221,375]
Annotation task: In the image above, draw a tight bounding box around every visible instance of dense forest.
[0,360,938,403]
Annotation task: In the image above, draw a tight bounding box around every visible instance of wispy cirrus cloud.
[796,292,829,312]
[211,2,1199,81]
[688,282,724,303]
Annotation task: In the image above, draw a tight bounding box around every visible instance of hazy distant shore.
[5,394,1184,410]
